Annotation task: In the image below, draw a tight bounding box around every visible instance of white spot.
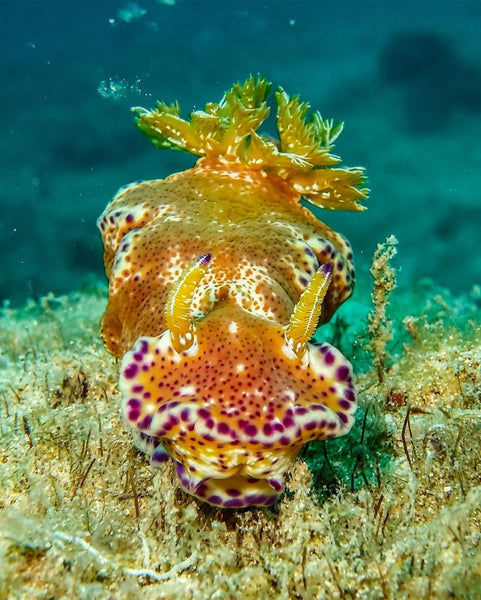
[179,385,196,396]
[236,363,245,373]
[281,339,309,367]
[228,321,238,334]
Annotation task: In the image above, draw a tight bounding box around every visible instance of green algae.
[0,275,480,599]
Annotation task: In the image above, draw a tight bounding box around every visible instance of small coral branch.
[367,235,398,383]
[132,75,368,212]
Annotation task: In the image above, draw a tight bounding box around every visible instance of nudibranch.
[98,76,368,508]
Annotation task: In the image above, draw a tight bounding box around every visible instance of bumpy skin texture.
[100,163,354,357]
[98,78,367,507]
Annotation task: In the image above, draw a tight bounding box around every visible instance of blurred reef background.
[1,1,480,598]
[1,0,481,302]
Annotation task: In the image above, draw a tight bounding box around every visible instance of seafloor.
[1,257,480,599]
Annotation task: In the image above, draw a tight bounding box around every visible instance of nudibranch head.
[119,259,356,508]
[120,308,355,508]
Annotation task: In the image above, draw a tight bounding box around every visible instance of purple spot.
[295,407,308,416]
[175,461,186,478]
[324,351,335,365]
[132,384,144,393]
[128,409,140,421]
[195,483,207,497]
[282,417,295,429]
[336,365,350,381]
[328,422,337,430]
[244,424,258,437]
[143,391,151,399]
[273,422,284,432]
[280,436,291,445]
[208,495,223,505]
[203,433,215,442]
[180,408,190,422]
[339,399,352,410]
[304,421,317,431]
[245,494,266,505]
[199,408,210,419]
[322,261,332,275]
[169,416,179,427]
[205,418,215,429]
[304,247,314,257]
[263,423,273,436]
[151,446,169,463]
[338,412,349,424]
[299,276,309,287]
[126,213,134,223]
[226,488,241,497]
[140,339,149,354]
[198,253,212,266]
[138,414,153,429]
[224,498,244,508]
[124,363,138,379]
[127,398,141,409]
[268,478,284,492]
[217,422,230,435]
[345,389,356,401]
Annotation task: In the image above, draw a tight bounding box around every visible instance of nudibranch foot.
[100,75,367,508]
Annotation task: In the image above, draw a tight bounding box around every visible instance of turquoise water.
[2,0,480,303]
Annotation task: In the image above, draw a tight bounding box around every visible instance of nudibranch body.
[98,76,368,508]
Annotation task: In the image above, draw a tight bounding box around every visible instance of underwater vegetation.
[0,271,480,598]
[98,76,367,508]
[1,78,480,598]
